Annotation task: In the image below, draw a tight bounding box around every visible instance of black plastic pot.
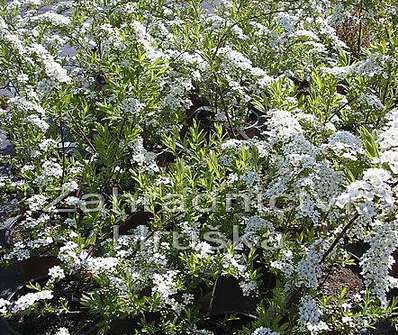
[208,276,258,319]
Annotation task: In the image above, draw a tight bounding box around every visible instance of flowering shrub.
[1,0,398,334]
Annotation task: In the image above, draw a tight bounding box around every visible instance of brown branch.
[321,213,359,263]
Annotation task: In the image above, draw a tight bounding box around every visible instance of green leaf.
[359,126,380,159]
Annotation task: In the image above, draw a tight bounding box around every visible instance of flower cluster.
[299,296,329,334]
[12,290,53,313]
[0,0,398,334]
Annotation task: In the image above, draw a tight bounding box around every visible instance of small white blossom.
[86,257,119,274]
[297,247,322,288]
[12,290,53,313]
[0,298,10,314]
[27,194,48,211]
[54,327,70,335]
[252,327,280,335]
[48,265,65,282]
[25,114,49,132]
[42,161,63,178]
[152,270,180,312]
[122,97,145,115]
[323,131,364,160]
[360,220,398,305]
[31,44,71,83]
[194,241,213,258]
[299,296,329,334]
[63,180,79,192]
[32,13,71,26]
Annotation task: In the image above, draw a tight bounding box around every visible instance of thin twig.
[65,110,96,153]
[325,95,359,124]
[321,213,359,263]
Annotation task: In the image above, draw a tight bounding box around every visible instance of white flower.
[189,328,214,335]
[342,316,353,324]
[363,168,391,186]
[291,29,319,41]
[25,114,49,132]
[297,247,322,288]
[162,77,193,110]
[132,21,162,60]
[252,327,280,335]
[299,296,329,334]
[341,303,352,311]
[152,270,180,312]
[130,137,158,171]
[240,279,258,297]
[69,162,84,174]
[222,254,246,275]
[217,46,271,82]
[335,168,393,215]
[39,139,58,151]
[64,196,83,207]
[17,73,29,82]
[265,109,303,140]
[6,242,30,261]
[63,180,79,192]
[359,92,384,110]
[42,161,63,178]
[12,290,53,313]
[323,131,364,160]
[245,216,273,236]
[221,139,245,150]
[194,241,213,258]
[322,55,390,79]
[380,150,398,174]
[10,97,46,116]
[122,97,145,115]
[48,265,65,281]
[31,43,71,83]
[318,17,347,49]
[276,12,298,32]
[28,236,53,249]
[21,164,35,174]
[214,111,227,122]
[58,241,86,270]
[230,24,247,40]
[379,108,398,174]
[360,220,398,305]
[155,176,171,185]
[32,13,70,26]
[241,170,258,187]
[86,257,119,274]
[0,298,10,314]
[250,21,271,36]
[27,194,47,211]
[354,55,390,77]
[54,327,70,335]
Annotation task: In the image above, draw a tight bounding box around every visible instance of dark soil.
[322,266,363,298]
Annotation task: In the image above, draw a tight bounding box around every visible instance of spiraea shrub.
[1,0,398,334]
